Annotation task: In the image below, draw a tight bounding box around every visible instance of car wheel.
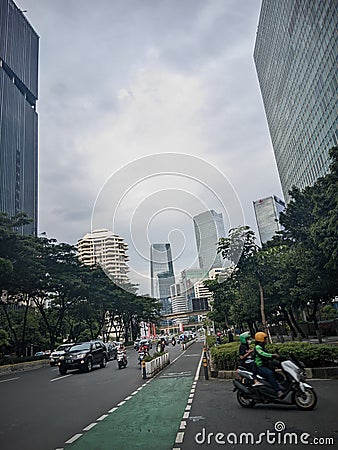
[100,357,107,368]
[85,358,93,372]
[59,366,67,376]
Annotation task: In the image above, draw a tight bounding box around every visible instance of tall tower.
[193,210,225,270]
[77,229,129,285]
[253,195,285,245]
[254,0,338,203]
[150,243,174,301]
[0,0,39,235]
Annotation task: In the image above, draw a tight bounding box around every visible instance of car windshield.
[56,345,71,351]
[69,343,90,352]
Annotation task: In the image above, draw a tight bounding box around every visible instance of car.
[58,341,107,375]
[49,343,74,367]
[34,351,45,357]
[105,341,118,360]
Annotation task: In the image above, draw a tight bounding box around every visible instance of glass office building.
[150,243,175,301]
[253,195,285,245]
[193,210,226,270]
[254,0,338,203]
[0,0,39,235]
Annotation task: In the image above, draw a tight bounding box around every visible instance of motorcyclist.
[238,332,262,386]
[159,337,166,353]
[254,332,283,398]
[118,343,127,361]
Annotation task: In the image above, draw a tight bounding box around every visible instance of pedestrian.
[227,329,234,343]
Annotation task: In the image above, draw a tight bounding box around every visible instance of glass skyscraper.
[253,195,285,245]
[0,0,39,235]
[254,0,338,203]
[193,210,226,270]
[150,243,175,303]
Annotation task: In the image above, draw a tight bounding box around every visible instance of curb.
[210,366,338,380]
[0,359,50,377]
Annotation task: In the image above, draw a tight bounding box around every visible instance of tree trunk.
[257,279,268,339]
[288,308,306,339]
[280,306,297,339]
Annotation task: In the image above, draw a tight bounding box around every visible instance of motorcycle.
[233,356,317,410]
[117,350,128,369]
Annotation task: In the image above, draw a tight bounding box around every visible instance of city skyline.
[13,0,285,293]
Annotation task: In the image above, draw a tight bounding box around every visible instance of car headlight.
[59,356,65,361]
[76,353,87,359]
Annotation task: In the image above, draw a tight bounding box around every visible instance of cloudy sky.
[16,0,283,294]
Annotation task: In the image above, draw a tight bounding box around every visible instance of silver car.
[49,343,74,366]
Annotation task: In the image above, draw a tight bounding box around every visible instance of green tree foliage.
[206,147,338,338]
[0,214,160,354]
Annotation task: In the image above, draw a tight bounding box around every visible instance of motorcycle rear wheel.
[237,391,256,408]
[293,388,317,410]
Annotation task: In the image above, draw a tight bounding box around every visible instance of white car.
[49,343,74,366]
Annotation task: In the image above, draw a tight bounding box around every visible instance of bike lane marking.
[64,375,194,450]
[174,350,203,449]
[63,342,203,450]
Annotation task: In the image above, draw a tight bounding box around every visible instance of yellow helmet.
[255,332,268,343]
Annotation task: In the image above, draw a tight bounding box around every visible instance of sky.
[15,0,283,295]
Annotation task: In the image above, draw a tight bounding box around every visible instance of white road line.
[50,374,72,382]
[124,396,132,401]
[108,407,118,413]
[97,414,108,421]
[187,398,193,404]
[83,423,97,431]
[0,377,19,383]
[175,432,185,444]
[117,400,126,406]
[180,421,186,429]
[194,350,204,381]
[65,434,82,444]
[183,411,190,419]
[131,390,138,395]
[185,405,191,410]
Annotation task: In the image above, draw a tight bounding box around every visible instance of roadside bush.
[210,341,338,370]
[0,355,48,366]
[143,351,164,362]
[267,342,338,367]
[210,342,239,370]
[206,335,216,347]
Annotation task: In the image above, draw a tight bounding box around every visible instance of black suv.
[59,341,107,375]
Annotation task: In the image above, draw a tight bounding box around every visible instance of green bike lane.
[62,341,204,450]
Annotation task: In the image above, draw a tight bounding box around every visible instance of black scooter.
[233,356,317,411]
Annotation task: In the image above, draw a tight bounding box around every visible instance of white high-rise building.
[77,229,129,285]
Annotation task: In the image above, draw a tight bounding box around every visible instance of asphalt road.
[0,344,183,450]
[181,378,338,450]
[1,342,337,450]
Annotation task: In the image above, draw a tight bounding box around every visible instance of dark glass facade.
[0,0,39,235]
[254,0,338,203]
[150,243,175,300]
